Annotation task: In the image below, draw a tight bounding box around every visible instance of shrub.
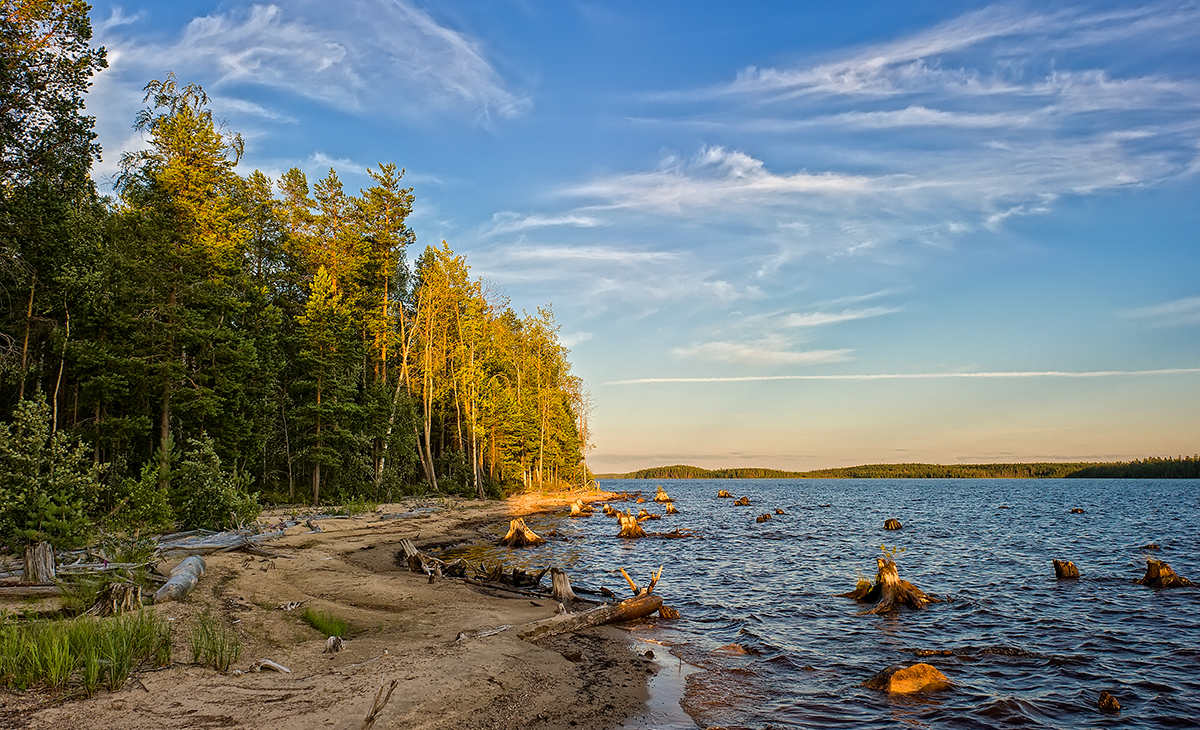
[0,396,103,549]
[170,437,259,530]
[107,461,174,533]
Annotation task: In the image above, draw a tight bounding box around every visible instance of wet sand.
[1,490,666,730]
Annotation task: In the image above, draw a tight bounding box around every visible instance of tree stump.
[551,567,579,602]
[1053,559,1079,579]
[654,486,673,503]
[774,508,786,515]
[636,508,660,521]
[664,502,679,515]
[1098,691,1120,714]
[884,518,902,530]
[86,582,142,616]
[717,490,733,498]
[21,542,55,584]
[499,518,546,547]
[569,500,593,518]
[733,496,750,506]
[617,511,647,538]
[840,558,939,614]
[635,497,646,503]
[1136,558,1193,589]
[756,513,772,523]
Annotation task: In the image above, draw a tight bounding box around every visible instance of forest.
[604,456,1200,480]
[0,2,589,545]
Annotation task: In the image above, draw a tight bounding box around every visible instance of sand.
[0,491,663,730]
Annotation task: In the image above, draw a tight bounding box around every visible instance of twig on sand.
[361,679,399,730]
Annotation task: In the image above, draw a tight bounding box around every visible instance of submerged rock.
[1098,691,1120,714]
[862,663,950,693]
[1136,558,1193,589]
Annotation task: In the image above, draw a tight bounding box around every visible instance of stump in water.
[733,496,750,506]
[654,486,673,503]
[551,567,579,602]
[1136,558,1193,589]
[500,518,546,547]
[635,497,646,503]
[617,511,647,538]
[21,542,55,584]
[664,502,679,515]
[602,504,618,517]
[569,500,594,518]
[1098,691,1121,714]
[86,582,142,616]
[756,513,772,523]
[775,508,786,515]
[636,508,661,521]
[1053,559,1079,579]
[840,558,938,614]
[717,490,733,498]
[884,518,902,530]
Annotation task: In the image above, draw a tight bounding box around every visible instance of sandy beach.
[0,491,665,730]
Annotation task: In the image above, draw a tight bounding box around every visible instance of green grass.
[188,611,241,672]
[302,608,350,637]
[0,609,171,696]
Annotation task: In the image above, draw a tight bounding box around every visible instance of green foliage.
[189,611,241,672]
[301,607,349,638]
[609,459,1199,480]
[106,460,174,532]
[0,396,102,547]
[170,437,259,530]
[0,610,170,694]
[880,545,907,561]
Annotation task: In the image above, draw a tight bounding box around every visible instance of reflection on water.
[443,479,1200,729]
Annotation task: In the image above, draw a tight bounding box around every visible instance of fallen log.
[154,555,206,603]
[1136,558,1193,589]
[0,585,62,597]
[617,511,647,538]
[520,591,663,641]
[499,518,546,547]
[841,557,938,614]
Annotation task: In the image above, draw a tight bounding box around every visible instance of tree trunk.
[154,556,206,603]
[840,558,938,614]
[551,568,579,602]
[519,592,664,641]
[22,542,55,584]
[18,280,35,400]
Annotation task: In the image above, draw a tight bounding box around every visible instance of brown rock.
[1053,559,1080,579]
[862,663,950,693]
[1098,691,1120,713]
[756,513,772,523]
[733,496,750,506]
[884,518,902,530]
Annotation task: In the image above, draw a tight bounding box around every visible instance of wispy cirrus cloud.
[783,306,899,327]
[1123,296,1200,326]
[482,212,606,237]
[673,336,852,366]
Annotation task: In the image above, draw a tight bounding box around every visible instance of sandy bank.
[1,490,664,730]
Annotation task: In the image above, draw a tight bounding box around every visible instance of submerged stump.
[569,499,594,518]
[1053,559,1080,579]
[884,518,902,530]
[617,511,647,538]
[1136,558,1193,589]
[733,496,751,506]
[717,490,733,498]
[654,486,673,503]
[756,513,772,523]
[664,502,679,515]
[841,558,939,614]
[500,518,546,547]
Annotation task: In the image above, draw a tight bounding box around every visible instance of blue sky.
[86,0,1200,472]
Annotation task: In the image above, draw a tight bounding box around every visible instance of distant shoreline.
[596,456,1200,480]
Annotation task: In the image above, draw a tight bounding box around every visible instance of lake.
[444,478,1200,729]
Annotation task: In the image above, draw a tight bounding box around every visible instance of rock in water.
[884,518,902,530]
[1136,558,1193,589]
[1098,691,1120,714]
[756,513,772,523]
[862,663,950,693]
[1053,559,1080,579]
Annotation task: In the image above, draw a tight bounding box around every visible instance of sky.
[84,0,1200,472]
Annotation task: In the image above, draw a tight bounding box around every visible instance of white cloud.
[483,212,606,237]
[1123,296,1200,326]
[783,306,898,327]
[673,336,852,366]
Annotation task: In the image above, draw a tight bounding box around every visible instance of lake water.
[442,479,1200,729]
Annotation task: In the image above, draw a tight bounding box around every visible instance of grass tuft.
[189,611,241,672]
[302,607,350,637]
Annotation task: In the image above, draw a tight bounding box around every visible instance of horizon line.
[605,367,1200,385]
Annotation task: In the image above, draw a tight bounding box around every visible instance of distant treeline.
[599,456,1200,480]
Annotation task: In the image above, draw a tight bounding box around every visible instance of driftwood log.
[0,585,62,597]
[654,486,673,503]
[841,558,938,614]
[1053,559,1079,579]
[500,518,546,547]
[520,567,665,640]
[22,542,55,584]
[154,556,206,603]
[1136,558,1193,589]
[617,511,647,538]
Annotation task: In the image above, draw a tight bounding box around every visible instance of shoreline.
[1,489,686,730]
